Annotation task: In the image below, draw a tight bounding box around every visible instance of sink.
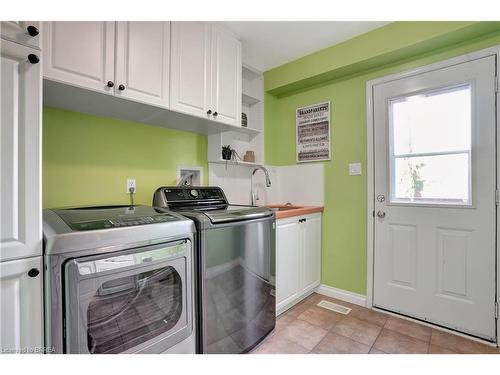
[270,207,295,211]
[268,205,304,212]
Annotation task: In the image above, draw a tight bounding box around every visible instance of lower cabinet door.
[276,220,300,310]
[300,213,322,293]
[0,257,43,353]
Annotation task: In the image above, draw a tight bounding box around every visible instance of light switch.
[349,163,362,176]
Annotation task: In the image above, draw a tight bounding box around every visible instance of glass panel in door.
[389,84,472,205]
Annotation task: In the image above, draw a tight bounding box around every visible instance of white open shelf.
[242,92,261,106]
[209,160,263,167]
[208,63,264,168]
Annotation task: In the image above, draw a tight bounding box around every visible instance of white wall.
[208,162,324,206]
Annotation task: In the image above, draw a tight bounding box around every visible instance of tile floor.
[252,293,500,354]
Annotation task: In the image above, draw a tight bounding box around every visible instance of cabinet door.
[115,22,170,108]
[0,257,44,353]
[1,21,41,49]
[210,25,242,127]
[1,40,42,262]
[42,21,115,93]
[300,214,322,292]
[276,220,301,309]
[170,22,211,118]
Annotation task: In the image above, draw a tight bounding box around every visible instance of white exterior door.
[170,22,211,118]
[372,55,497,341]
[115,22,170,108]
[1,40,42,262]
[42,21,115,94]
[210,25,241,126]
[0,256,44,353]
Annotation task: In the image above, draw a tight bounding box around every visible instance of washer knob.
[190,189,199,198]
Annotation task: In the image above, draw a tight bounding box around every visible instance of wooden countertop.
[266,204,324,219]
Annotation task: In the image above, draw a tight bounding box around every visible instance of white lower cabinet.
[0,257,44,353]
[276,213,322,315]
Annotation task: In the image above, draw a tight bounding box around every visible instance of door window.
[86,266,183,354]
[389,84,472,205]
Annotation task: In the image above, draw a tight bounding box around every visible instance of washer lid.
[202,205,274,224]
[50,205,182,231]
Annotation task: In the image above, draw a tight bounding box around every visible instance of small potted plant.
[222,145,233,160]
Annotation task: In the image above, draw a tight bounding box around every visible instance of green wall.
[264,25,500,295]
[43,107,208,208]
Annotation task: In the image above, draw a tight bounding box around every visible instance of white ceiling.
[222,21,390,72]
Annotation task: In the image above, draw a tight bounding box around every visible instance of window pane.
[391,85,471,155]
[86,266,182,354]
[393,153,470,204]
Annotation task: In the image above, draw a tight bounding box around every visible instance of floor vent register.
[317,300,352,315]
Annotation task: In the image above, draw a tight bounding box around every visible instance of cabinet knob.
[206,110,212,115]
[118,84,125,91]
[213,111,218,117]
[26,25,39,37]
[27,54,39,64]
[28,268,40,278]
[107,81,114,88]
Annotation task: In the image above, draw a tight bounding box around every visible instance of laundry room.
[1,1,500,373]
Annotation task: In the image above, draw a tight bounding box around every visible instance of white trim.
[316,284,367,308]
[365,44,500,346]
[366,79,375,309]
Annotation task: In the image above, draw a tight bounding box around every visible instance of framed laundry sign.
[296,101,331,162]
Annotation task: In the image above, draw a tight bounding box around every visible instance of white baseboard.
[316,284,367,307]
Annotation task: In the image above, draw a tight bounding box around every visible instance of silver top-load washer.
[43,205,196,354]
[153,187,276,354]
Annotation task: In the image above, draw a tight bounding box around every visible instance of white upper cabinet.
[115,22,170,107]
[170,22,211,118]
[1,21,41,49]
[210,25,242,127]
[170,22,242,126]
[1,40,42,262]
[43,22,115,94]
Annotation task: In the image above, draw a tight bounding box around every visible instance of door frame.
[366,45,500,344]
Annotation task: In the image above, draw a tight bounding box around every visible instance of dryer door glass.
[86,265,183,353]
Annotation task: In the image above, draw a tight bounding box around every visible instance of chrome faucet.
[251,166,271,206]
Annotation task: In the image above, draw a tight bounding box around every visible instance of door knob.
[118,84,125,91]
[377,194,386,203]
[26,25,39,37]
[213,111,218,117]
[206,109,212,115]
[376,211,386,218]
[107,81,114,88]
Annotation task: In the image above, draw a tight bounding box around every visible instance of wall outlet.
[349,163,362,176]
[126,178,136,194]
